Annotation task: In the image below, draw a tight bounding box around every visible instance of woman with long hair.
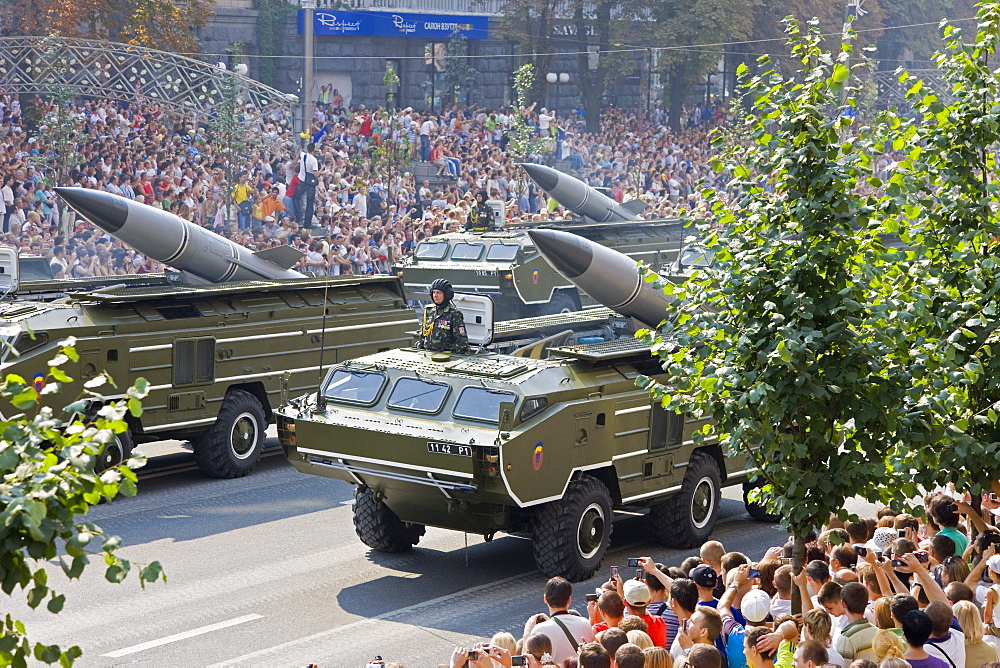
[954,599,999,668]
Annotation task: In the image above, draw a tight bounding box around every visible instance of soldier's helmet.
[430,278,454,303]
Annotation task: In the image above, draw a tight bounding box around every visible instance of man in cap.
[622,579,667,647]
[417,278,469,354]
[691,564,721,607]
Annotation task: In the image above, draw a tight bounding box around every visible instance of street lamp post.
[546,72,569,112]
[302,0,316,143]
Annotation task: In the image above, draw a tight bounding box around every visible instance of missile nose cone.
[528,229,592,279]
[520,163,559,192]
[55,187,128,233]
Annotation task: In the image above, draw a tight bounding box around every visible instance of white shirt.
[298,153,319,180]
[351,192,367,218]
[538,113,553,131]
[926,629,965,668]
[419,119,435,136]
[524,614,594,665]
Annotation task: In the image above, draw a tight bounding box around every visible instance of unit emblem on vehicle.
[533,443,544,470]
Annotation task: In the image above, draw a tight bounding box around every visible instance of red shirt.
[592,615,667,648]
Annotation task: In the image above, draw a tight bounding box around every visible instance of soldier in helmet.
[417,278,470,354]
[465,190,493,232]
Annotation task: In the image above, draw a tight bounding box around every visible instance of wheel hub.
[692,477,715,529]
[231,412,258,459]
[577,502,606,560]
[100,441,123,469]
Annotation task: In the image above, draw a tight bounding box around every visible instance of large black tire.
[744,477,780,522]
[194,389,267,479]
[532,476,613,581]
[96,428,134,472]
[353,489,425,552]
[650,451,722,548]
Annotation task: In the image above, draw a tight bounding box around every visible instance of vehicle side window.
[13,330,48,356]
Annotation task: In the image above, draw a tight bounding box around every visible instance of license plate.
[427,441,472,457]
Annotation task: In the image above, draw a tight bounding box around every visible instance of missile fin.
[621,199,649,215]
[253,246,305,270]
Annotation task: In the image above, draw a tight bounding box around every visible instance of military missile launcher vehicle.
[392,165,686,320]
[392,220,684,320]
[276,312,767,581]
[0,251,416,478]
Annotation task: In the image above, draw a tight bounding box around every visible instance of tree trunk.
[792,532,806,614]
[667,75,685,132]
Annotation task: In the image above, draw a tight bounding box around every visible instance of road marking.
[207,573,533,667]
[104,614,263,658]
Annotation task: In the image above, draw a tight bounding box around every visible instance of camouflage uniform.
[418,302,470,353]
[465,203,493,232]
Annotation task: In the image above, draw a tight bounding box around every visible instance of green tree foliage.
[637,19,912,572]
[498,0,640,131]
[507,64,546,161]
[441,31,480,105]
[871,1,1000,492]
[0,337,161,666]
[0,0,211,52]
[643,0,754,130]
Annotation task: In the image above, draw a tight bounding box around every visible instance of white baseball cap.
[741,589,772,623]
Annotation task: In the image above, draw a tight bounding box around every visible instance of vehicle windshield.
[323,369,386,404]
[486,244,519,262]
[414,242,449,260]
[453,387,516,424]
[450,242,484,261]
[387,377,450,413]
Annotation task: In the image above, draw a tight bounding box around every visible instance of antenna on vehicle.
[315,279,330,411]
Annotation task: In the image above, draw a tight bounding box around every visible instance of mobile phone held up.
[512,657,528,666]
[610,566,619,578]
[627,558,642,568]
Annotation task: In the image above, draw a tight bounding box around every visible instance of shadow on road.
[333,496,761,636]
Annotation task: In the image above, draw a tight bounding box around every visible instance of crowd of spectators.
[0,87,727,279]
[387,487,1000,668]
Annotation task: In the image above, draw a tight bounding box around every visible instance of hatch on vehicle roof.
[0,246,19,296]
[443,357,531,379]
[453,293,494,346]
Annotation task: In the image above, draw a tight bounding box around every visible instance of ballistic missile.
[55,188,305,283]
[528,228,672,329]
[520,163,647,223]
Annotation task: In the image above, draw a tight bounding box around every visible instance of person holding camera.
[522,577,594,664]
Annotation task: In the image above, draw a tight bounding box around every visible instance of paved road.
[8,436,870,667]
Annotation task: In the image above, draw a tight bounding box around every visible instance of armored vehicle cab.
[277,335,770,581]
[0,274,416,478]
[392,218,684,320]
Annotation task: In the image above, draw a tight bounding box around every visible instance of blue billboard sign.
[297,10,490,40]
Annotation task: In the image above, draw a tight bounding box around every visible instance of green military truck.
[392,218,684,320]
[0,260,416,478]
[276,314,770,581]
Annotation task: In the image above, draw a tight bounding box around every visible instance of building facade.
[198,0,644,114]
